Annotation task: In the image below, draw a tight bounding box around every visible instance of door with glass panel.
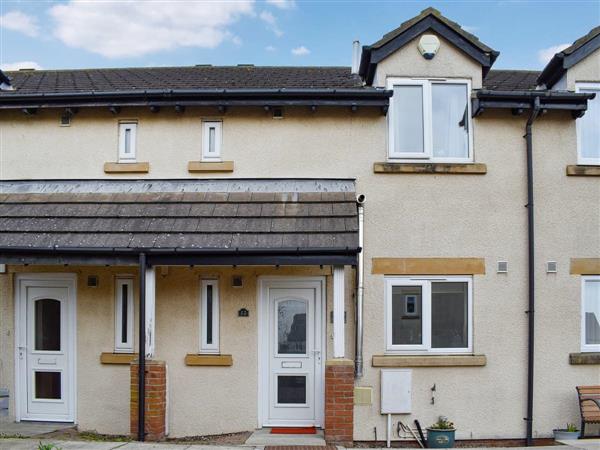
[264,282,323,426]
[17,275,76,422]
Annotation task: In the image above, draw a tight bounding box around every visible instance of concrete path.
[0,419,74,437]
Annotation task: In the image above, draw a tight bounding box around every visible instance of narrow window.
[576,83,600,165]
[386,277,472,353]
[387,78,472,162]
[200,279,220,353]
[582,276,600,352]
[202,121,222,161]
[118,122,137,163]
[115,278,134,353]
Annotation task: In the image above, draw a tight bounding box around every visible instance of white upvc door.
[16,275,76,422]
[259,278,324,427]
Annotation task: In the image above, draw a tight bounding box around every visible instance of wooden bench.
[577,386,600,437]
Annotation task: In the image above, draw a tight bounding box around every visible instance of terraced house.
[0,7,599,446]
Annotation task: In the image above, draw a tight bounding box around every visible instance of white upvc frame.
[385,276,473,354]
[575,82,600,166]
[114,278,134,353]
[202,120,223,161]
[118,121,137,163]
[386,77,473,163]
[581,275,600,353]
[199,279,220,354]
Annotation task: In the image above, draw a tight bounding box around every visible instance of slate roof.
[482,70,541,91]
[0,182,359,253]
[0,66,364,96]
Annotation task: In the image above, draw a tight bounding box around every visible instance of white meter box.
[380,369,412,414]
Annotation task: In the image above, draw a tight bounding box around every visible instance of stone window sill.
[104,162,149,173]
[188,161,234,173]
[100,352,137,364]
[184,353,233,366]
[372,354,486,367]
[566,165,600,176]
[569,352,600,365]
[374,162,487,174]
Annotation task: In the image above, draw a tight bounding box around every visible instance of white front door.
[259,278,324,427]
[16,275,76,422]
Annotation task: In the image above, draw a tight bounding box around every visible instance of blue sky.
[0,0,598,72]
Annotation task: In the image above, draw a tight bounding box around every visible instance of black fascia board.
[472,90,595,116]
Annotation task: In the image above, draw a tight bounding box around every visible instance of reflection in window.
[584,278,600,349]
[278,300,306,354]
[277,375,306,404]
[35,299,61,351]
[391,286,422,345]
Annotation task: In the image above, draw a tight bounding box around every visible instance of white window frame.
[202,120,223,161]
[118,121,137,163]
[114,278,134,353]
[200,279,220,353]
[386,77,473,163]
[385,276,473,354]
[575,82,600,166]
[581,275,600,353]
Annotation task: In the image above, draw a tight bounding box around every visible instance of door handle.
[311,350,321,363]
[18,346,26,360]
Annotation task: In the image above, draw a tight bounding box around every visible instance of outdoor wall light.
[418,34,440,60]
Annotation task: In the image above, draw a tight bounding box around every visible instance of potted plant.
[427,416,456,448]
[553,423,580,440]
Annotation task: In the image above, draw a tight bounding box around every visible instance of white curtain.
[432,84,469,158]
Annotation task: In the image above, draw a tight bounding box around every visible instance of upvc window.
[115,278,134,353]
[118,121,137,162]
[575,83,600,165]
[385,276,472,353]
[581,276,600,352]
[387,78,472,162]
[202,121,222,161]
[200,279,220,353]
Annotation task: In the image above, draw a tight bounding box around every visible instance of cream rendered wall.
[566,47,600,90]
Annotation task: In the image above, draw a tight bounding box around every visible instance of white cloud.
[291,45,310,56]
[49,1,255,58]
[0,11,40,37]
[265,45,276,52]
[266,0,295,9]
[537,43,570,64]
[259,10,283,36]
[0,61,43,71]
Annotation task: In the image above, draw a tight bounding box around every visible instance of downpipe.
[524,97,541,446]
[355,194,365,378]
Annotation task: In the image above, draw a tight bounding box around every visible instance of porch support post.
[137,253,146,442]
[333,265,345,358]
[145,267,156,359]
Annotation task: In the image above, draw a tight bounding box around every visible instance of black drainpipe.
[524,96,541,446]
[138,252,147,442]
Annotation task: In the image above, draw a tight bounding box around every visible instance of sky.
[0,0,599,73]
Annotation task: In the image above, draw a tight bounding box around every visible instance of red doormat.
[270,427,317,434]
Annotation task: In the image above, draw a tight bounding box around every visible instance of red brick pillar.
[325,359,354,446]
[130,360,166,441]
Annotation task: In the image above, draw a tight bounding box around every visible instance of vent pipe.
[351,40,361,74]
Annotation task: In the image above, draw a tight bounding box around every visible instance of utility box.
[381,369,411,414]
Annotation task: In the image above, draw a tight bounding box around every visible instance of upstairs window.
[576,83,600,165]
[200,279,220,353]
[118,121,137,163]
[202,121,222,161]
[582,276,600,352]
[115,278,134,353]
[387,78,472,162]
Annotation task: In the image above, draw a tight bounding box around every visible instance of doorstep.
[0,418,75,437]
[245,428,326,446]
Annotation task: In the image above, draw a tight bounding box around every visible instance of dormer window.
[387,78,472,162]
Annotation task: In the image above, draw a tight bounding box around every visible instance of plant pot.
[427,428,456,448]
[553,429,580,440]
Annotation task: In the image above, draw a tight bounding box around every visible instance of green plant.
[429,416,455,430]
[566,423,579,432]
[37,443,62,450]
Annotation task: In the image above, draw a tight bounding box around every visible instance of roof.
[359,7,499,85]
[482,70,541,91]
[0,179,359,266]
[538,25,600,88]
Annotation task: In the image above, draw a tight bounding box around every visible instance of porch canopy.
[0,179,360,266]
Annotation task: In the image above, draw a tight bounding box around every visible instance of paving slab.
[245,429,325,447]
[0,420,74,437]
[559,439,600,449]
[118,443,190,449]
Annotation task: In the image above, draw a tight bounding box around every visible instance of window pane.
[278,300,306,354]
[35,299,61,351]
[432,84,469,158]
[121,284,128,344]
[124,128,131,154]
[391,286,422,345]
[35,371,61,399]
[579,90,600,160]
[277,375,306,404]
[393,85,424,154]
[206,285,213,345]
[584,280,600,345]
[431,282,468,348]
[208,127,216,153]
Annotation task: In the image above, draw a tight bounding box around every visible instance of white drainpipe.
[355,194,365,377]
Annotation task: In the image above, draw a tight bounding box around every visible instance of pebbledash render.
[0,7,599,446]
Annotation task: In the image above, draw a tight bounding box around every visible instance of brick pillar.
[325,359,354,446]
[130,360,166,441]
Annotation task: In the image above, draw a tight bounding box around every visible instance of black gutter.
[138,253,146,442]
[524,97,541,447]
